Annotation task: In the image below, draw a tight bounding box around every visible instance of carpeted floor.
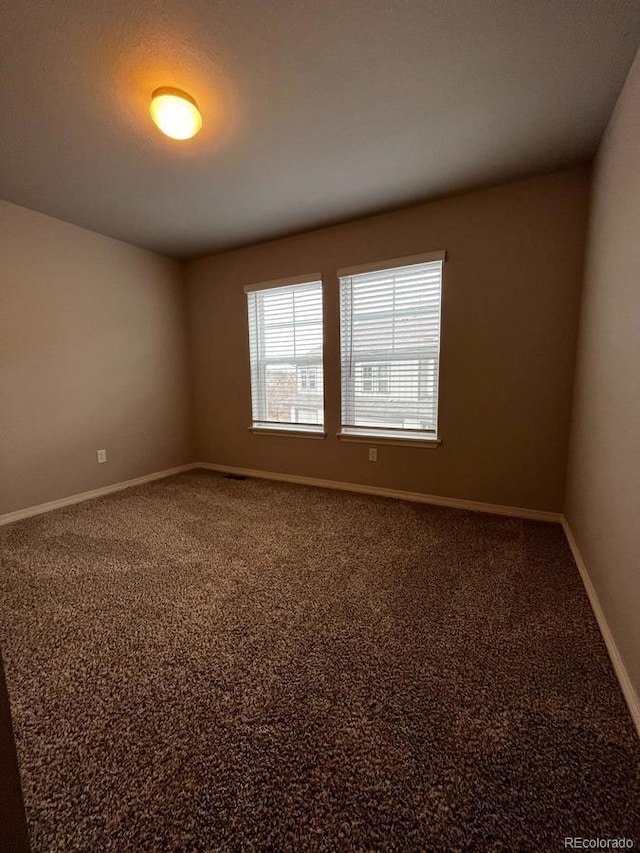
[0,470,638,851]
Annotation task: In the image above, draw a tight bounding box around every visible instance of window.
[245,276,324,434]
[297,366,318,393]
[339,253,444,442]
[358,363,389,394]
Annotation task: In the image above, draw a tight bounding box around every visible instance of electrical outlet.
[368,447,378,462]
[97,449,107,464]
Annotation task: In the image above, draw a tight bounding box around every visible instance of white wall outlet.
[368,447,378,462]
[97,449,107,464]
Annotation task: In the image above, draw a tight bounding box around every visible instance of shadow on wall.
[0,647,30,852]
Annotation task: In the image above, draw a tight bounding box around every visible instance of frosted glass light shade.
[150,87,202,140]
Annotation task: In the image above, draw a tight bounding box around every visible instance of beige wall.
[186,169,589,512]
[0,202,192,515]
[565,53,640,697]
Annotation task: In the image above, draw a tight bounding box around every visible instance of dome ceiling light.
[149,87,202,140]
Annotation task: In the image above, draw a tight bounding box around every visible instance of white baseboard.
[562,517,640,739]
[196,462,561,523]
[0,464,198,527]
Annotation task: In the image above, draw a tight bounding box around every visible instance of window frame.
[337,251,445,447]
[244,274,326,438]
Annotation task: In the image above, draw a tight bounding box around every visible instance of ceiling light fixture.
[149,87,202,140]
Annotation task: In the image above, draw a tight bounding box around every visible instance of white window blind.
[246,278,324,433]
[339,257,443,440]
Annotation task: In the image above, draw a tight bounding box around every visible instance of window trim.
[336,250,445,279]
[243,272,323,294]
[337,430,441,449]
[339,251,445,443]
[250,425,327,440]
[245,274,325,435]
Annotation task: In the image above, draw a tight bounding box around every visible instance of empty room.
[1,1,639,850]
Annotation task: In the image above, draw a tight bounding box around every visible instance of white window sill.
[249,426,326,440]
[337,431,441,449]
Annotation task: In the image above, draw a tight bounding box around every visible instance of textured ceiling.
[1,0,640,259]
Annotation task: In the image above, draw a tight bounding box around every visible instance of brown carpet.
[0,469,638,851]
